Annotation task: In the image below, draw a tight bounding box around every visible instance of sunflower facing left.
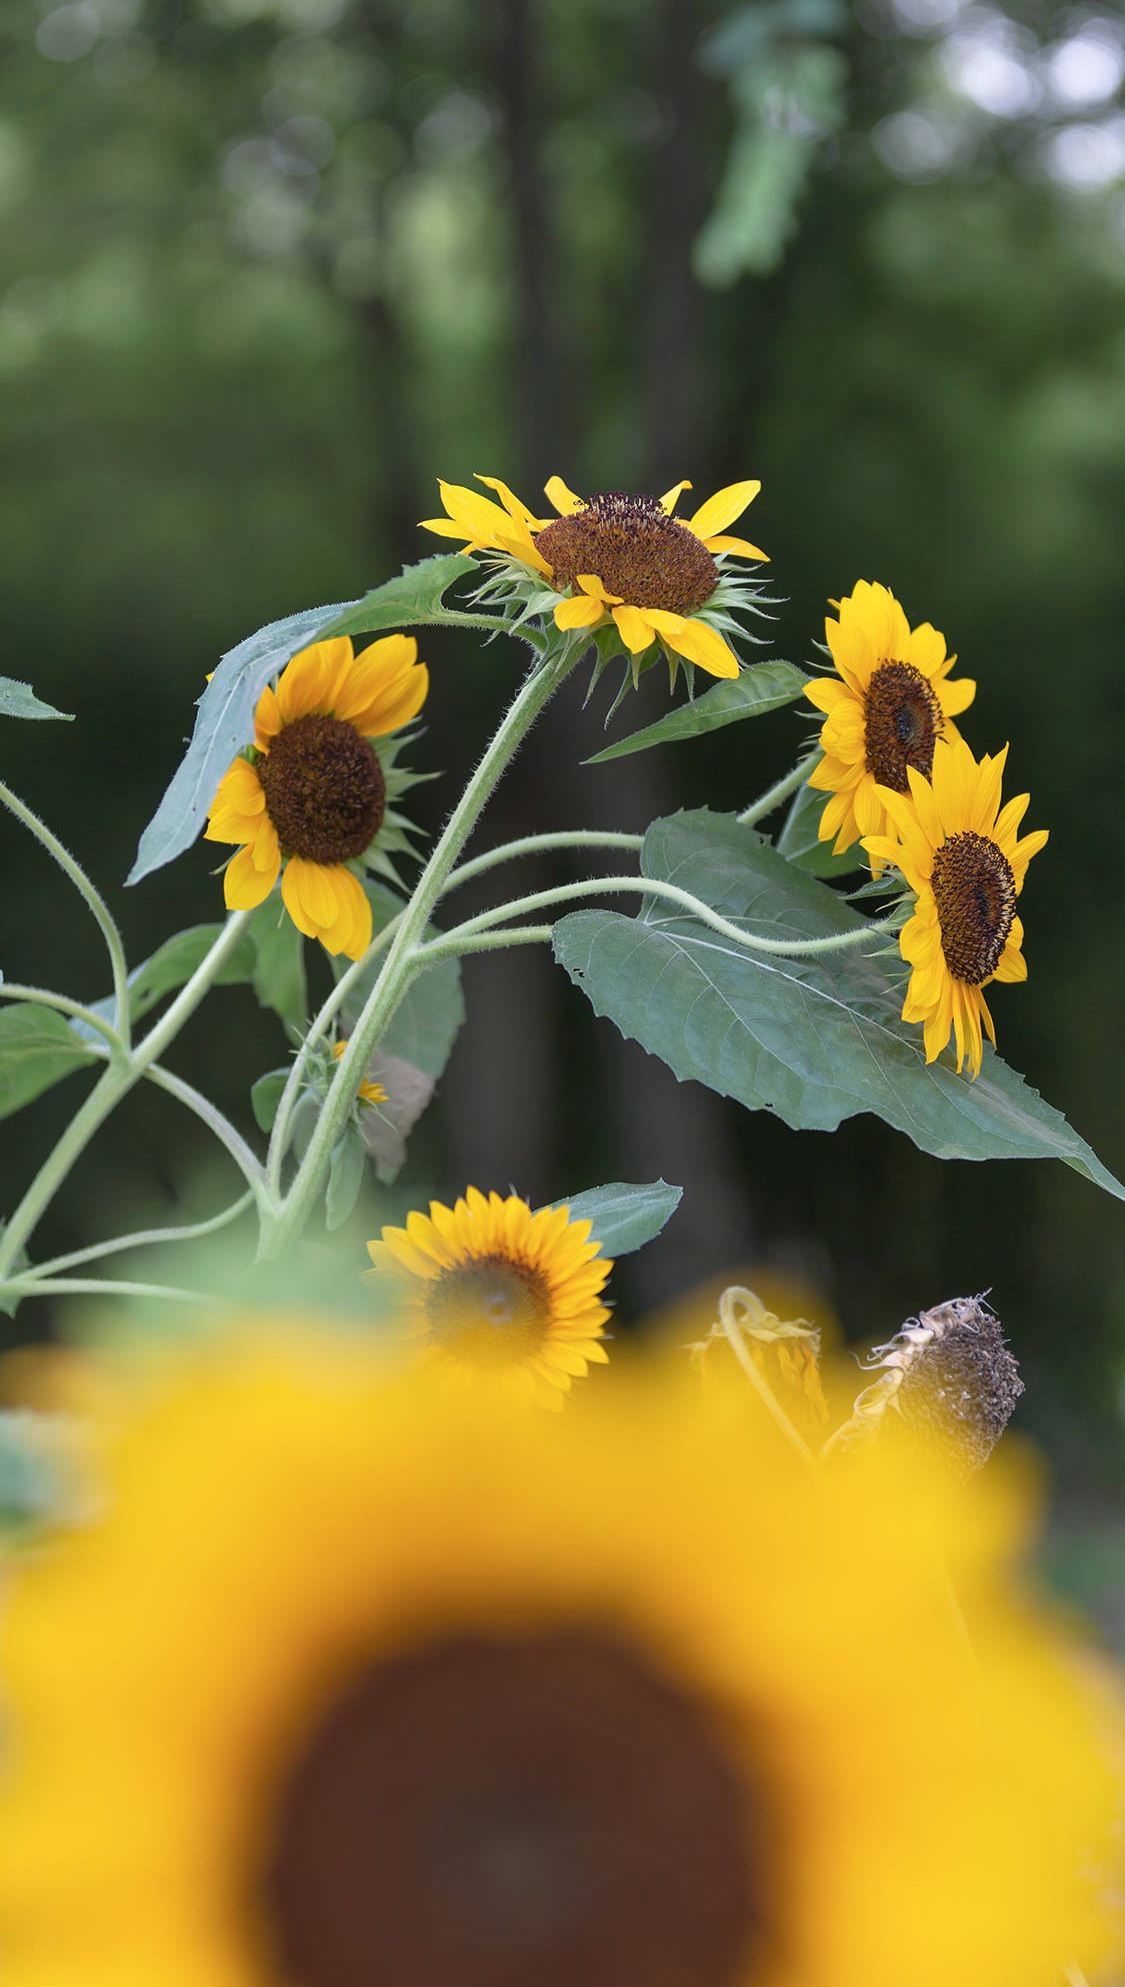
[205,634,429,960]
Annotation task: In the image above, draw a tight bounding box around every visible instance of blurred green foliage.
[1,0,1122,1484]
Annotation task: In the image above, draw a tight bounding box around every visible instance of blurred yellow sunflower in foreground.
[422,472,768,681]
[805,580,975,858]
[366,1187,611,1405]
[863,734,1048,1078]
[205,634,428,959]
[0,1331,1117,1987]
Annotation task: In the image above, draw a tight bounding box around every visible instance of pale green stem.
[737,750,819,827]
[427,875,898,961]
[265,912,405,1197]
[442,829,645,894]
[416,925,553,965]
[260,647,579,1258]
[141,1064,265,1193]
[1,1276,209,1304]
[0,910,260,1281]
[0,778,131,1038]
[718,1291,815,1464]
[0,983,125,1057]
[22,1189,254,1280]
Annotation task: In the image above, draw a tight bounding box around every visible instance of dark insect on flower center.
[931,831,1017,984]
[536,493,718,616]
[259,715,386,866]
[863,661,943,792]
[260,1630,763,1987]
[423,1255,553,1367]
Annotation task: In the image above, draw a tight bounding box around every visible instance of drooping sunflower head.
[805,580,976,859]
[366,1187,612,1405]
[0,1331,1118,1987]
[421,472,769,686]
[862,734,1048,1078]
[204,634,429,960]
[843,1295,1025,1476]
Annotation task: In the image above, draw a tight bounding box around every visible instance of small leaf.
[584,662,808,765]
[0,677,73,722]
[553,810,1123,1199]
[251,1068,289,1132]
[776,777,862,877]
[0,1005,99,1120]
[325,1126,366,1231]
[247,901,307,1033]
[73,924,259,1041]
[128,555,479,888]
[547,1180,683,1258]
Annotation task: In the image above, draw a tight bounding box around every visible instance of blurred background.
[0,0,1122,1556]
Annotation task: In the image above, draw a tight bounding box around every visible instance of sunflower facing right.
[863,735,1048,1078]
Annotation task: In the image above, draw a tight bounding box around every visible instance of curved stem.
[0,982,126,1057]
[442,829,645,894]
[718,1291,815,1464]
[428,875,897,961]
[24,1190,254,1280]
[1,1276,210,1304]
[0,778,131,1039]
[415,925,553,964]
[261,646,580,1258]
[737,751,819,828]
[141,1064,265,1195]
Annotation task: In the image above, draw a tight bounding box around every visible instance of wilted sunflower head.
[843,1294,1025,1476]
[0,1330,1118,1987]
[421,472,770,689]
[204,633,429,960]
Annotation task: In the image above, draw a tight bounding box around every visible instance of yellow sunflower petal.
[659,479,692,513]
[554,591,606,631]
[223,842,279,911]
[648,612,740,680]
[611,603,657,655]
[685,479,761,540]
[544,474,585,516]
[702,534,769,561]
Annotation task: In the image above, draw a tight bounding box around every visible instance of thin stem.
[416,925,553,964]
[266,912,405,1197]
[262,645,579,1258]
[1,1276,210,1304]
[0,778,131,1038]
[0,983,126,1057]
[718,1292,815,1464]
[430,875,897,960]
[24,1190,254,1280]
[0,910,259,1281]
[442,829,645,894]
[737,750,819,827]
[141,1064,265,1195]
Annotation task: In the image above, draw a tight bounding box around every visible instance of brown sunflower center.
[260,1630,762,1987]
[258,714,386,865]
[931,831,1016,984]
[896,1297,1024,1476]
[424,1255,552,1367]
[862,660,943,793]
[536,494,718,615]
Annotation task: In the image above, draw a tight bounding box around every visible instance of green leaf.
[127,555,478,888]
[325,1126,366,1231]
[74,924,258,1041]
[0,676,73,722]
[251,1068,289,1132]
[346,882,465,1080]
[552,810,1123,1199]
[247,900,307,1033]
[775,776,863,877]
[584,662,809,765]
[548,1180,683,1258]
[0,1005,99,1120]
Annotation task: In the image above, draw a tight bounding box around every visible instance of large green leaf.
[584,662,808,764]
[552,810,1122,1198]
[0,1005,99,1119]
[128,554,479,887]
[0,677,73,722]
[547,1180,682,1257]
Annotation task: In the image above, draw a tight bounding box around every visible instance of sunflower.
[331,1039,387,1109]
[805,581,976,858]
[0,1330,1117,1987]
[862,735,1048,1079]
[365,1187,612,1405]
[204,634,428,960]
[421,472,768,682]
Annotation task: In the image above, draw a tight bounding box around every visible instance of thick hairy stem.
[737,751,819,828]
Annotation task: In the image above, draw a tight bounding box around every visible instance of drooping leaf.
[251,1068,289,1133]
[584,662,808,765]
[552,810,1122,1199]
[547,1180,683,1258]
[247,900,307,1034]
[776,775,862,877]
[127,555,480,888]
[0,677,73,722]
[325,1126,367,1231]
[0,1005,99,1120]
[358,1052,436,1185]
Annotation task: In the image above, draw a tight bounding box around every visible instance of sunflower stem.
[0,983,127,1057]
[737,751,819,828]
[0,778,132,1039]
[20,1189,255,1281]
[261,646,581,1259]
[0,1275,210,1304]
[718,1291,816,1464]
[413,925,554,963]
[442,829,645,893]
